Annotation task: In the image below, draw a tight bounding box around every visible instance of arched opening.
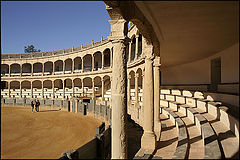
[103,48,111,68]
[1,64,9,75]
[131,36,136,61]
[32,80,42,89]
[54,60,63,73]
[64,78,72,99]
[44,61,53,74]
[83,54,92,72]
[10,81,20,98]
[136,68,143,104]
[73,78,82,97]
[102,75,111,101]
[33,63,42,73]
[10,63,20,74]
[83,77,92,97]
[54,79,63,99]
[73,57,82,72]
[129,71,135,101]
[43,80,52,98]
[137,34,142,58]
[22,63,31,74]
[64,58,72,73]
[32,80,42,98]
[1,81,8,90]
[21,81,31,98]
[94,76,101,97]
[93,51,102,71]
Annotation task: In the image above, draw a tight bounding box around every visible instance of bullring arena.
[1,1,239,159]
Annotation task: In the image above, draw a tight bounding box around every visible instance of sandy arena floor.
[1,105,101,159]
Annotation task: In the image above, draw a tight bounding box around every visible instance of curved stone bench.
[161,93,239,140]
[161,101,222,159]
[161,107,189,159]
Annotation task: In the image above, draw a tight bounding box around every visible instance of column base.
[154,121,161,141]
[141,131,156,150]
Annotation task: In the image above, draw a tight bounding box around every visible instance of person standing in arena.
[31,101,34,113]
[36,100,40,112]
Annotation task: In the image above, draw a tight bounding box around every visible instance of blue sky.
[1,1,111,54]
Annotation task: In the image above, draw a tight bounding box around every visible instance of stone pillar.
[128,42,132,63]
[82,80,84,97]
[92,79,95,99]
[42,64,44,76]
[135,35,139,60]
[31,64,33,76]
[141,54,156,150]
[135,73,139,106]
[102,53,104,69]
[81,58,84,73]
[92,55,94,71]
[72,60,74,73]
[20,65,22,77]
[31,81,33,98]
[63,61,65,74]
[8,82,11,97]
[63,80,65,99]
[110,48,113,68]
[127,75,131,102]
[108,18,130,159]
[9,66,11,77]
[53,62,55,75]
[153,56,161,140]
[42,81,44,98]
[20,82,22,98]
[72,80,75,98]
[52,81,55,98]
[101,79,104,101]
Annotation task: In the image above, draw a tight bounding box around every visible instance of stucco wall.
[161,42,239,85]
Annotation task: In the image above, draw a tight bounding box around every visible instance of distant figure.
[34,99,37,112]
[31,101,34,113]
[36,100,40,112]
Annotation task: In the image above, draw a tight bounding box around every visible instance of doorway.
[210,57,221,92]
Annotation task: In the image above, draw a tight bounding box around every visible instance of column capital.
[135,73,139,78]
[153,56,161,67]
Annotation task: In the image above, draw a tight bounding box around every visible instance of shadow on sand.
[37,109,61,112]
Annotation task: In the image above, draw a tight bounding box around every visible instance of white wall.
[161,42,239,85]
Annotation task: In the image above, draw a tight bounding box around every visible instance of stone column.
[63,61,65,74]
[8,82,11,97]
[20,65,22,77]
[135,35,139,60]
[72,79,75,98]
[9,66,11,77]
[102,53,104,69]
[135,73,139,106]
[127,75,131,102]
[42,81,44,98]
[82,80,84,97]
[141,54,156,150]
[108,18,130,159]
[20,82,22,98]
[128,42,132,63]
[63,80,65,99]
[31,64,33,76]
[53,62,55,75]
[92,79,95,99]
[92,55,94,71]
[31,81,33,98]
[42,64,44,76]
[72,60,74,73]
[153,56,161,140]
[52,81,55,98]
[81,58,84,73]
[101,79,104,101]
[110,48,113,68]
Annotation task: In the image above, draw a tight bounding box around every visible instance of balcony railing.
[1,38,109,60]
